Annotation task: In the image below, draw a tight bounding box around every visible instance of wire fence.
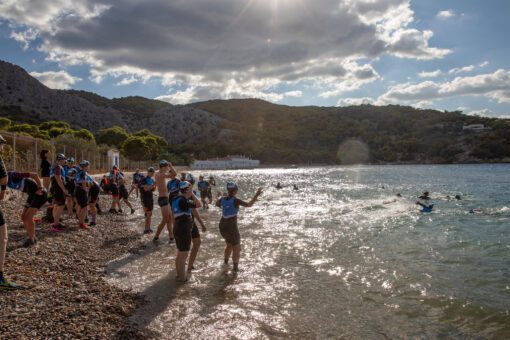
[0,130,153,174]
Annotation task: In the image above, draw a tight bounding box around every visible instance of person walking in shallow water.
[215,182,262,272]
[153,160,177,243]
[172,181,201,282]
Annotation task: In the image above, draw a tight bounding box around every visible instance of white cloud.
[448,65,475,75]
[29,70,81,89]
[9,28,38,50]
[479,61,489,68]
[1,0,451,103]
[376,69,510,105]
[437,10,455,20]
[467,109,510,118]
[418,69,442,78]
[337,97,374,106]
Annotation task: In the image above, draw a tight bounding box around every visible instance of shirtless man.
[153,160,177,244]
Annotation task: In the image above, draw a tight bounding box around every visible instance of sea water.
[106,164,510,339]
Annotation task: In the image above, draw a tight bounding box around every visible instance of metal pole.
[34,139,38,173]
[13,133,16,170]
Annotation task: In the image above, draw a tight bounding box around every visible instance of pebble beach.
[0,191,156,339]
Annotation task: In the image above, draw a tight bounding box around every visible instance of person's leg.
[0,224,7,274]
[145,211,152,230]
[155,205,170,239]
[53,204,64,225]
[175,251,181,277]
[22,208,37,241]
[188,236,201,272]
[88,202,97,226]
[65,196,73,218]
[224,243,233,264]
[232,244,241,271]
[177,251,189,281]
[123,198,134,210]
[42,177,50,191]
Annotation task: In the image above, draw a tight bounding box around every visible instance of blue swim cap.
[179,181,191,192]
[186,173,195,185]
[67,157,75,164]
[226,182,238,191]
[159,159,169,167]
[79,160,89,167]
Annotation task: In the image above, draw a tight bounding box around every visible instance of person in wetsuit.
[140,167,156,234]
[0,135,22,290]
[172,181,201,282]
[7,171,47,247]
[215,182,262,272]
[50,154,69,231]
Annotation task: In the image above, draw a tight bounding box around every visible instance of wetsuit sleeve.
[234,198,250,208]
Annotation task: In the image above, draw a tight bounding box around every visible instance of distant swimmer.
[455,194,461,200]
[469,208,482,214]
[276,182,283,190]
[416,201,433,212]
[293,184,299,191]
[418,191,430,200]
[396,193,402,197]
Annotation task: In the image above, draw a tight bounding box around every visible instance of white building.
[191,155,260,170]
[107,149,120,169]
[462,124,491,132]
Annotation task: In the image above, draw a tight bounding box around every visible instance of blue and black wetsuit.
[172,195,197,251]
[215,195,250,246]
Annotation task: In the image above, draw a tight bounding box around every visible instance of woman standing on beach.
[0,134,21,290]
[215,182,262,272]
[40,150,51,191]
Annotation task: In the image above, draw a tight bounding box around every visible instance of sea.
[106,164,510,339]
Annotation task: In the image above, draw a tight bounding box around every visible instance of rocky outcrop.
[0,60,223,143]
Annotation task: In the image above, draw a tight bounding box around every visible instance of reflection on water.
[106,164,510,338]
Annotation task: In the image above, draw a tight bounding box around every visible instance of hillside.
[0,60,221,144]
[192,99,510,164]
[1,59,509,164]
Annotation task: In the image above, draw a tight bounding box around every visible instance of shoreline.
[0,191,156,338]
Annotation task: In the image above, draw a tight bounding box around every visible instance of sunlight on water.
[107,164,510,338]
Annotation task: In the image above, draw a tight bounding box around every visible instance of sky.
[0,0,509,117]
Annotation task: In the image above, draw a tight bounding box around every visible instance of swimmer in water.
[418,191,430,200]
[416,201,433,212]
[276,182,283,190]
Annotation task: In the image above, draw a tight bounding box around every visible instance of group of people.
[0,134,263,289]
[129,161,262,281]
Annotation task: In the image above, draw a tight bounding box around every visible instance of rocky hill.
[0,60,221,143]
[2,59,510,164]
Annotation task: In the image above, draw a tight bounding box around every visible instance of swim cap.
[226,182,238,191]
[67,157,75,164]
[186,173,195,185]
[159,159,169,167]
[112,165,118,170]
[79,160,89,167]
[147,166,155,173]
[179,181,191,192]
[56,153,66,161]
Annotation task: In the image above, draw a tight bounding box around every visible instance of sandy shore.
[0,190,157,339]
